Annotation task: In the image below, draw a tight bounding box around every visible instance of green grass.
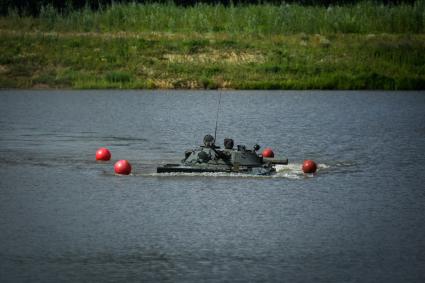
[0,2,425,90]
[2,1,425,34]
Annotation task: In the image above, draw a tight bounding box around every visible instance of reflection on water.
[0,90,425,282]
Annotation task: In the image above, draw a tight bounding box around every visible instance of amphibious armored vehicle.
[156,135,288,175]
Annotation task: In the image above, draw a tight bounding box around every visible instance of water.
[0,90,424,282]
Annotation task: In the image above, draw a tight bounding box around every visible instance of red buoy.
[96,147,111,161]
[302,160,317,174]
[262,147,274,158]
[114,160,132,175]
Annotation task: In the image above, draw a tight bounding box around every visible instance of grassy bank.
[1,2,425,90]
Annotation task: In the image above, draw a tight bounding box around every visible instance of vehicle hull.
[156,164,275,175]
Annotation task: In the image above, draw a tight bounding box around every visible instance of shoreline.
[2,2,424,90]
[2,88,425,92]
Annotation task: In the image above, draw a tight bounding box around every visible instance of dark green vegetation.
[4,1,425,34]
[1,1,414,16]
[1,2,425,89]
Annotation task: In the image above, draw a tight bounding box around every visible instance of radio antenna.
[213,91,222,143]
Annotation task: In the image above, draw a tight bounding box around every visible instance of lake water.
[0,90,424,282]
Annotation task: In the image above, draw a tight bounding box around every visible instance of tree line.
[1,0,419,16]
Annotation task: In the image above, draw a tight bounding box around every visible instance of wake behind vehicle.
[156,134,288,175]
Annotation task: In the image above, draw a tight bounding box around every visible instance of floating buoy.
[302,160,317,174]
[114,160,132,175]
[96,147,111,161]
[262,147,274,158]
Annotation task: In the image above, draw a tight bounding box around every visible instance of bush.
[105,71,132,83]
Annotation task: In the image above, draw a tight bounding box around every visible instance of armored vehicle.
[156,134,288,175]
